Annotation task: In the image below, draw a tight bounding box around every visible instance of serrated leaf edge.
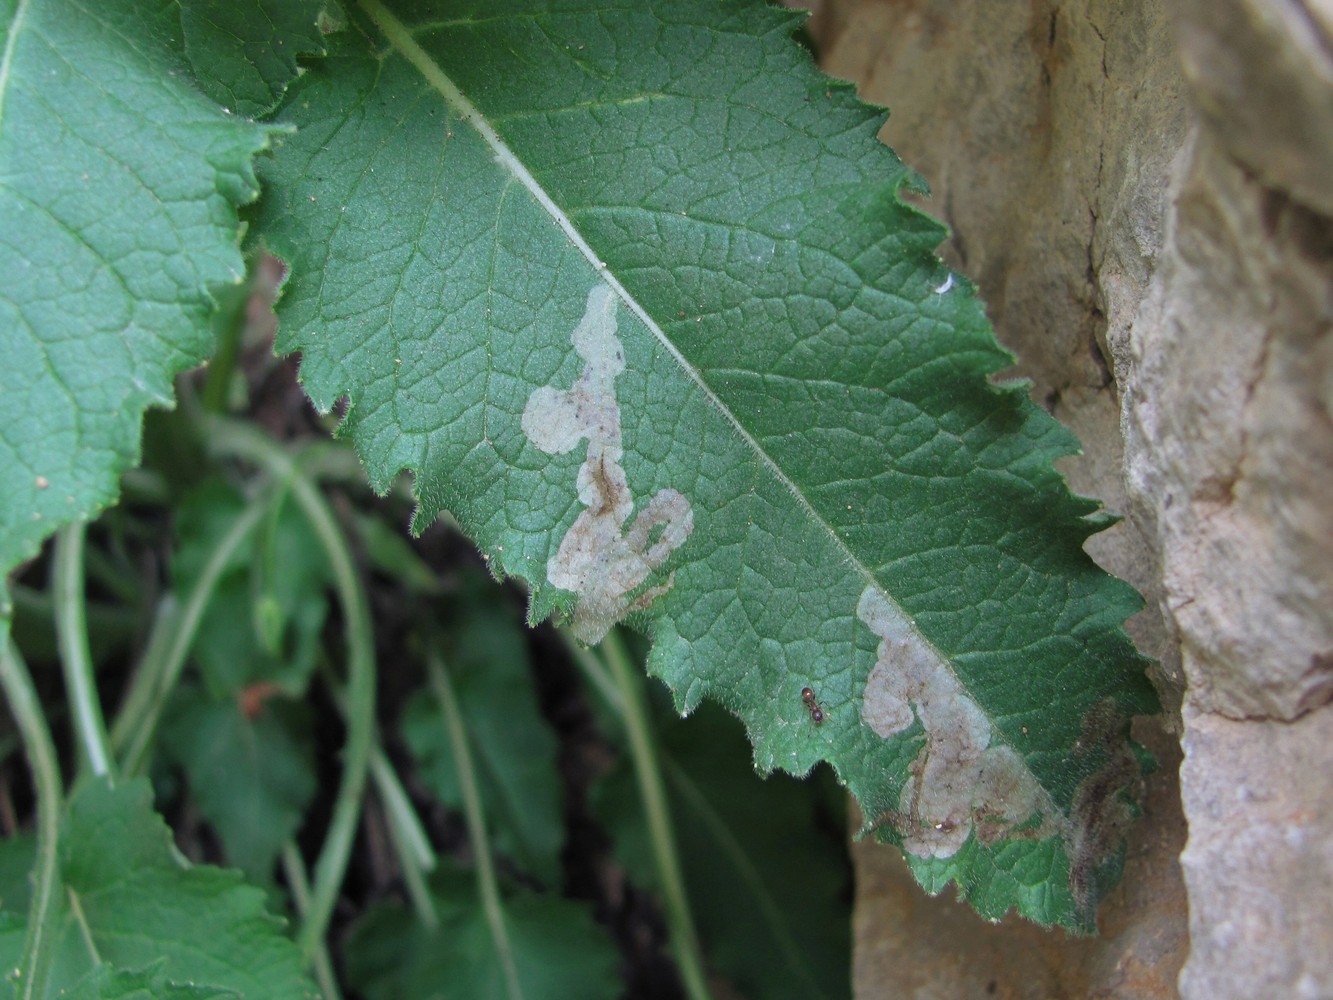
[356,0,962,715]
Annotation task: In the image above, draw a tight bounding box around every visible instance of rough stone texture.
[1122,2,1333,993]
[1171,0,1333,218]
[1124,6,1333,721]
[850,718,1186,999]
[1177,707,1333,999]
[816,0,1333,997]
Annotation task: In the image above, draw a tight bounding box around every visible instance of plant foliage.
[0,0,1158,994]
[253,0,1156,928]
[0,779,314,996]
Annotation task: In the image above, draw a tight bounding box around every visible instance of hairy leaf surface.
[255,0,1157,928]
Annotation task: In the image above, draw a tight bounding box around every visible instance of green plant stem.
[368,743,437,874]
[289,473,375,964]
[370,746,440,928]
[203,418,376,964]
[321,666,439,927]
[54,523,115,781]
[109,595,180,772]
[660,758,819,995]
[281,843,344,1000]
[563,634,627,719]
[427,652,523,1000]
[599,631,712,1000]
[250,481,296,656]
[78,539,142,609]
[568,632,712,996]
[111,499,267,776]
[200,277,249,414]
[12,583,140,638]
[0,637,64,1000]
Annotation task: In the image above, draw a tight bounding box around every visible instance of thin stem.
[370,748,440,928]
[111,499,268,776]
[321,665,439,927]
[53,523,114,781]
[281,843,344,1000]
[0,637,64,1000]
[290,470,376,961]
[200,275,250,415]
[375,762,437,938]
[11,583,140,638]
[108,595,179,767]
[561,632,626,719]
[78,540,142,608]
[369,744,437,874]
[660,758,821,996]
[203,418,376,964]
[599,631,711,1000]
[427,652,523,1000]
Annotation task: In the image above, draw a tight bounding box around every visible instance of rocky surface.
[815,0,1333,996]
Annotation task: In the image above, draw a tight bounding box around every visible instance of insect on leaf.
[255,0,1158,929]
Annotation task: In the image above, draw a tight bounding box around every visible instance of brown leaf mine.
[857,585,1057,858]
[523,284,694,644]
[1065,701,1142,911]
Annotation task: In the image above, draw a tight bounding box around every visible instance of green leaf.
[401,578,563,885]
[0,778,313,998]
[255,0,1157,928]
[0,830,34,914]
[153,481,322,879]
[350,509,442,594]
[63,962,237,1000]
[172,480,329,695]
[178,0,329,120]
[160,688,317,880]
[0,0,275,607]
[0,831,34,970]
[344,865,619,1000]
[593,699,850,1000]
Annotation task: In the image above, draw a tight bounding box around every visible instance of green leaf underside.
[257,0,1157,928]
[150,481,323,878]
[0,778,312,997]
[0,0,286,605]
[162,690,317,879]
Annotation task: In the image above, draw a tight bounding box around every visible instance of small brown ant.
[801,686,824,725]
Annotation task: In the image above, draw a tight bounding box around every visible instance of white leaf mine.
[857,585,1057,858]
[523,284,694,644]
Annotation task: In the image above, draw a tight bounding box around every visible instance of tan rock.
[818,0,1333,996]
[1178,707,1333,998]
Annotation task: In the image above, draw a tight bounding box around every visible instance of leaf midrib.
[354,0,1024,762]
[359,0,890,599]
[0,0,30,134]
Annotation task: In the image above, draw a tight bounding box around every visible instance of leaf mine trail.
[251,0,1160,930]
[523,284,694,643]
